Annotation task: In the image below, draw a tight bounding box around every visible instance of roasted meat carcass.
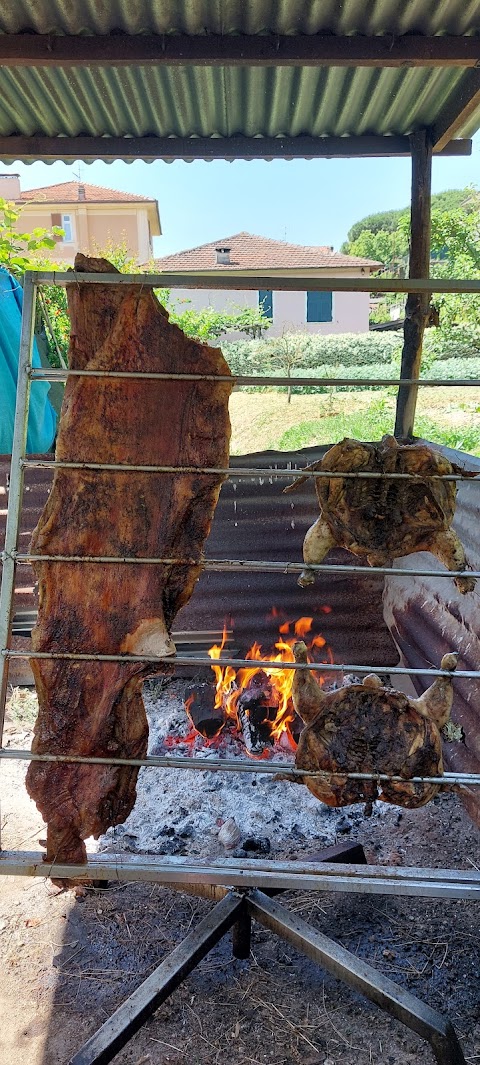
[26,255,232,870]
[290,641,458,809]
[285,435,475,593]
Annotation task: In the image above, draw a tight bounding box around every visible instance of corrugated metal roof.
[0,3,478,157]
[0,1,479,38]
[0,65,475,148]
[383,443,480,829]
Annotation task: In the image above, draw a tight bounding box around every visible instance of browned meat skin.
[291,641,457,809]
[285,435,475,593]
[26,255,232,870]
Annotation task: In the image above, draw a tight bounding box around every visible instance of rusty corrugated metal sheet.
[1,447,398,682]
[0,3,478,153]
[176,447,398,667]
[383,444,480,827]
[2,442,479,831]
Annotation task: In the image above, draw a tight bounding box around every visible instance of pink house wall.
[167,271,371,338]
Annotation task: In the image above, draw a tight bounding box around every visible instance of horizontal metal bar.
[2,649,478,678]
[0,748,477,786]
[1,852,478,898]
[24,271,480,293]
[70,891,243,1065]
[11,552,480,579]
[28,366,480,389]
[3,33,480,69]
[20,459,479,482]
[247,890,467,1065]
[1,135,471,163]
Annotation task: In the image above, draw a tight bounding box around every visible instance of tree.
[342,189,472,251]
[0,197,63,276]
[265,327,306,403]
[347,226,409,272]
[426,195,480,349]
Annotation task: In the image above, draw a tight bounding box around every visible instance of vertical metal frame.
[0,267,475,1065]
[0,272,36,736]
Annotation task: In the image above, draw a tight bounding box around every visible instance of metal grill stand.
[70,885,465,1065]
[1,270,480,1065]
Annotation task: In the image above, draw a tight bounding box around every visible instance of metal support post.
[0,272,36,736]
[231,908,252,959]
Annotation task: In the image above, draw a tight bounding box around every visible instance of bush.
[222,332,403,375]
[228,353,480,397]
[423,325,480,361]
[222,329,480,380]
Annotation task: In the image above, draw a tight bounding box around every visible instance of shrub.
[222,332,403,375]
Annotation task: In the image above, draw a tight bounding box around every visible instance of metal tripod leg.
[70,891,245,1065]
[247,890,466,1065]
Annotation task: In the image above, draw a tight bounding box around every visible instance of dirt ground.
[1,705,479,1065]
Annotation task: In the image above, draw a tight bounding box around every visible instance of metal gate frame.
[1,269,480,1065]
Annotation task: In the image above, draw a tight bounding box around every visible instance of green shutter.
[258,290,273,319]
[307,291,332,322]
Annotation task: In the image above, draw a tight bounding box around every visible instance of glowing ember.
[206,613,333,755]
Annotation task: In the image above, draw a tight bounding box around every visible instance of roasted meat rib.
[26,255,232,868]
[290,641,458,809]
[285,435,475,593]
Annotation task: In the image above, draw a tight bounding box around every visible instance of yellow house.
[0,174,161,264]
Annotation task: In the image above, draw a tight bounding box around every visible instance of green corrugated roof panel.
[0,2,478,156]
[0,65,469,139]
[0,0,479,37]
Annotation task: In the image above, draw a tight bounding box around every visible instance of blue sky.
[4,132,479,258]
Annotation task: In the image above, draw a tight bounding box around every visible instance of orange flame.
[204,611,333,755]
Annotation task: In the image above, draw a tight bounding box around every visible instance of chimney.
[78,184,86,201]
[215,246,231,265]
[0,173,21,201]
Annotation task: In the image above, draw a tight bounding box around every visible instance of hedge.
[237,356,480,395]
[222,329,480,376]
[222,332,402,373]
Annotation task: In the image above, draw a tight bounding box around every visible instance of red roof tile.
[19,180,155,204]
[155,232,382,271]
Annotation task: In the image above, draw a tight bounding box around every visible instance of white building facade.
[155,233,381,339]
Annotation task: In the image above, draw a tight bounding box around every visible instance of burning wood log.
[26,254,232,873]
[184,683,225,739]
[285,435,476,593]
[236,671,279,755]
[290,640,458,809]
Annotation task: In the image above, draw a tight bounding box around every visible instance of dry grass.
[229,387,480,456]
[5,686,38,728]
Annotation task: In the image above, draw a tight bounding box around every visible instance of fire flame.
[205,614,333,755]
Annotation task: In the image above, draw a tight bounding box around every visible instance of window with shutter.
[258,290,273,319]
[306,291,333,323]
[51,212,63,242]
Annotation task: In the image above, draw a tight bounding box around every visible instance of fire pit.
[95,614,398,863]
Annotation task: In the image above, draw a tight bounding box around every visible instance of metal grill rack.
[1,269,480,1065]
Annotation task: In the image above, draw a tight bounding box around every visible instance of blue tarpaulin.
[0,269,57,455]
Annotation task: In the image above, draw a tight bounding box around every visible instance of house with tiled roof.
[155,232,382,337]
[0,173,161,265]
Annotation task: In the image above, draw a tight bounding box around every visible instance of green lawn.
[229,387,480,457]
